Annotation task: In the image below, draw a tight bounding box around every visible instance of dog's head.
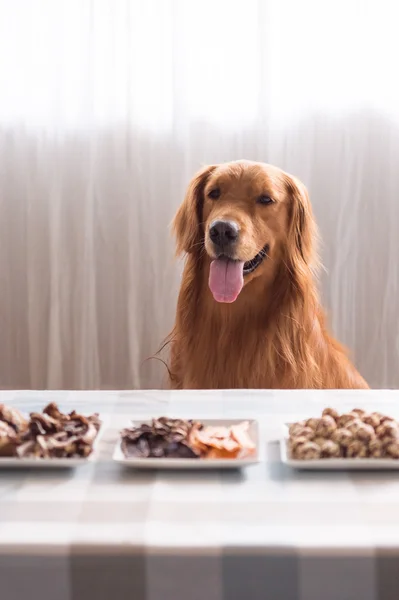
[173,160,316,303]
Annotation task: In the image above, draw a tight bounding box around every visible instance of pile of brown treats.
[121,418,200,459]
[0,402,101,459]
[289,408,399,460]
[121,417,255,459]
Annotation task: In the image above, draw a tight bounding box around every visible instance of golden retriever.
[167,160,368,389]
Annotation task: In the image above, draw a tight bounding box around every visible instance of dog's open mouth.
[208,244,269,303]
[243,244,269,275]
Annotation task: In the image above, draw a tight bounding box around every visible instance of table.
[1,389,399,600]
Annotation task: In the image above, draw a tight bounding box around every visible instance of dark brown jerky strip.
[120,418,201,459]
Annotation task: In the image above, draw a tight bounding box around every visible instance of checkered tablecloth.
[2,389,399,600]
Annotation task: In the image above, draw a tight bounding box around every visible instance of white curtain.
[0,0,398,389]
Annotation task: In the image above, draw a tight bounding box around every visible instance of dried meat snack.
[337,413,357,428]
[287,426,314,441]
[313,436,327,447]
[288,408,399,460]
[386,442,399,459]
[376,421,399,440]
[350,408,366,418]
[369,438,384,458]
[121,418,256,460]
[193,421,255,459]
[331,428,354,448]
[289,436,310,454]
[320,440,341,458]
[346,419,364,436]
[362,412,382,429]
[0,421,18,456]
[121,418,201,459]
[322,408,339,421]
[315,416,337,437]
[346,439,368,458]
[288,422,306,437]
[0,404,28,433]
[294,442,321,460]
[355,423,376,443]
[0,402,101,459]
[231,422,256,450]
[305,418,320,430]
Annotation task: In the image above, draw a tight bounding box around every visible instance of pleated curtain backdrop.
[0,0,398,389]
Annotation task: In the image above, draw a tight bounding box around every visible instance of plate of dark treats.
[113,416,259,469]
[0,402,102,467]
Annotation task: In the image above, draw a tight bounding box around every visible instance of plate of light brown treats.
[281,407,399,469]
[113,417,259,469]
[0,402,102,467]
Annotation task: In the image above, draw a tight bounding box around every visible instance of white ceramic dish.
[113,419,259,469]
[281,423,399,470]
[0,426,103,469]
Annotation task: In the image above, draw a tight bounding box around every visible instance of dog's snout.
[209,220,239,248]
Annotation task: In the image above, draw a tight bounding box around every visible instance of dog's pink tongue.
[209,258,244,303]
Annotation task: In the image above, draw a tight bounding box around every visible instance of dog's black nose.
[209,220,239,248]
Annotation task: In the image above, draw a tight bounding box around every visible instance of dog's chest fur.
[178,300,283,389]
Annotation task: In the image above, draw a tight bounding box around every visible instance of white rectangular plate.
[113,419,259,469]
[281,424,399,470]
[0,426,103,469]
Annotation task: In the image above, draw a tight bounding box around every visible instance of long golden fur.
[167,160,368,389]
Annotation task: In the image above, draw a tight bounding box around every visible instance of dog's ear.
[172,165,216,256]
[285,174,318,272]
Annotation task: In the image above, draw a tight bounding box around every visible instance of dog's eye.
[257,195,274,205]
[208,188,221,200]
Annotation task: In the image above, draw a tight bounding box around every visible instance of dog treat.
[369,438,384,458]
[331,427,353,448]
[0,404,28,433]
[346,439,368,458]
[313,436,327,447]
[379,414,395,424]
[0,421,18,456]
[121,418,256,460]
[288,426,314,441]
[288,408,399,460]
[376,421,399,439]
[346,419,364,435]
[316,415,337,437]
[0,402,101,459]
[337,413,357,428]
[305,418,320,430]
[320,440,341,458]
[350,408,366,418]
[380,435,399,450]
[322,407,340,421]
[289,422,306,437]
[289,435,310,454]
[356,423,376,442]
[386,442,399,459]
[294,441,321,460]
[363,412,382,429]
[121,418,200,459]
